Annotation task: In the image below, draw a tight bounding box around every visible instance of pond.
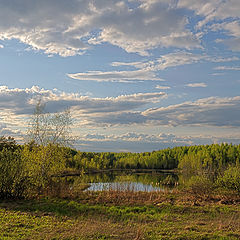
[60,170,179,193]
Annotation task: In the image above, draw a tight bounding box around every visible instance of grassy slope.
[0,191,240,240]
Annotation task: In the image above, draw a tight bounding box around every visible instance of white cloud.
[155,52,239,71]
[89,96,240,128]
[0,127,21,137]
[0,0,239,57]
[214,66,240,71]
[210,56,240,63]
[76,131,240,152]
[0,44,3,48]
[68,51,239,83]
[111,61,152,69]
[115,92,167,102]
[155,85,171,90]
[211,72,225,76]
[82,132,180,143]
[88,0,201,55]
[178,0,240,25]
[143,96,240,127]
[186,83,207,88]
[0,0,202,57]
[113,52,238,71]
[1,85,240,150]
[0,85,167,116]
[0,85,169,137]
[155,51,206,70]
[177,0,240,52]
[212,0,240,20]
[67,69,164,82]
[210,21,240,51]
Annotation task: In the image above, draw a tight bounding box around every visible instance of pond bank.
[55,168,179,177]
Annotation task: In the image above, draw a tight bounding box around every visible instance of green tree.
[0,147,29,199]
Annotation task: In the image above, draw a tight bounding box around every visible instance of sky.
[0,0,240,152]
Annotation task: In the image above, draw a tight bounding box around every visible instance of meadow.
[1,190,240,240]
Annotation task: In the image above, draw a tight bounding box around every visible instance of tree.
[0,136,19,151]
[27,99,73,147]
[0,138,30,199]
[24,100,74,192]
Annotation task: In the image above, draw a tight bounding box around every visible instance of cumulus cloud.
[0,0,203,57]
[1,85,240,150]
[176,0,240,51]
[0,0,239,57]
[76,132,195,152]
[186,83,207,87]
[143,96,240,127]
[0,85,167,116]
[77,131,240,152]
[88,96,240,128]
[88,0,201,55]
[0,44,3,48]
[82,132,183,143]
[178,0,240,25]
[210,21,240,51]
[209,0,240,20]
[1,85,240,130]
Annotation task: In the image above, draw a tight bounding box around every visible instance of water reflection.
[48,171,179,197]
[81,171,178,192]
[87,182,165,192]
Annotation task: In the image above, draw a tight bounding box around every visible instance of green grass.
[0,192,240,240]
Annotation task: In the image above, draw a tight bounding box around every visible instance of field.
[1,190,240,240]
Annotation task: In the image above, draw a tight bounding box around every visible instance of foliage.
[0,136,20,151]
[69,143,240,175]
[0,146,29,199]
[21,143,70,193]
[216,165,240,193]
[184,175,214,196]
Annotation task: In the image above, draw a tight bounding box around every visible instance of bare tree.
[27,100,73,147]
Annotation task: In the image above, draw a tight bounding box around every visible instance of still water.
[78,171,178,192]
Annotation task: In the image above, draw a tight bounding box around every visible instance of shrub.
[185,175,214,196]
[216,165,240,193]
[0,148,30,199]
[21,144,68,195]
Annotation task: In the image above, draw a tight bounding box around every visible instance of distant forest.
[1,136,239,172]
[67,143,240,173]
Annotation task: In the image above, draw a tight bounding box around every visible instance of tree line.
[67,143,240,173]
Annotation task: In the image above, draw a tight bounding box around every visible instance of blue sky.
[0,0,240,152]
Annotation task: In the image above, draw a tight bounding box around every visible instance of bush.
[0,148,30,199]
[185,175,214,196]
[21,144,68,194]
[216,165,240,193]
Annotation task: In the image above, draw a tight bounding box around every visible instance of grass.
[0,190,240,240]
